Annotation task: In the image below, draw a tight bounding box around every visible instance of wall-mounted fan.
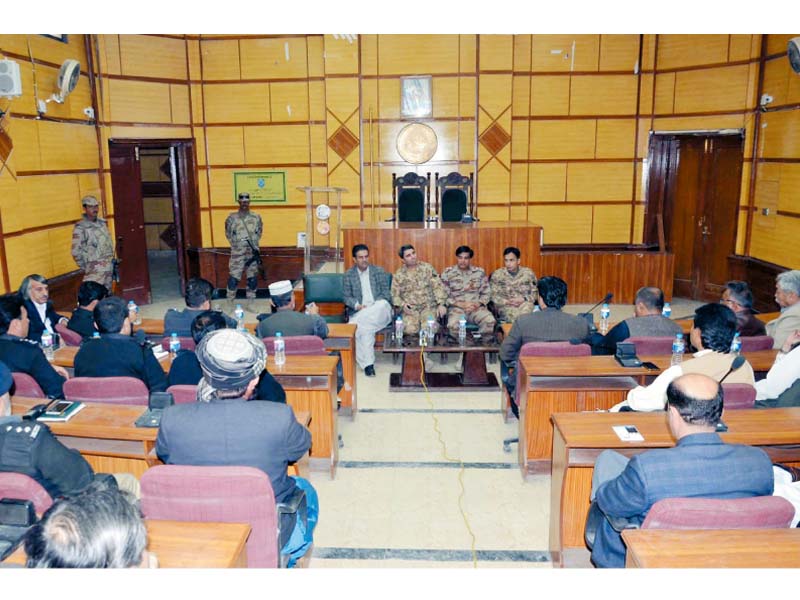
[51,59,80,103]
[789,38,800,75]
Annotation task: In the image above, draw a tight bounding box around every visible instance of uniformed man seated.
[74,296,168,392]
[391,244,447,335]
[163,277,236,337]
[489,246,538,324]
[66,281,109,340]
[0,293,68,399]
[441,245,496,337]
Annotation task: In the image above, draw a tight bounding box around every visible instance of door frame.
[108,138,201,298]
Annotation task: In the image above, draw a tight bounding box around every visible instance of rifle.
[244,238,266,282]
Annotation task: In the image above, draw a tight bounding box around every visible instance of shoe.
[364,365,376,377]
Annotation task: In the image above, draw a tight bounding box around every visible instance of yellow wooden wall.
[0,34,797,292]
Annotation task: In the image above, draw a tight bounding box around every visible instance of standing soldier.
[391,244,447,335]
[442,246,496,336]
[490,246,538,324]
[71,195,114,292]
[225,192,263,310]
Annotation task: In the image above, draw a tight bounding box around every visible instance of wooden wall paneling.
[673,65,751,114]
[6,118,42,172]
[202,82,269,123]
[432,77,460,118]
[244,124,311,164]
[37,121,99,171]
[530,205,592,244]
[5,231,51,284]
[567,162,633,202]
[479,35,513,71]
[240,38,309,79]
[638,73,654,115]
[653,72,676,114]
[49,225,79,276]
[119,35,187,80]
[760,109,800,158]
[595,119,636,158]
[459,76,477,117]
[322,35,358,75]
[377,35,460,75]
[729,35,756,62]
[530,120,596,159]
[170,85,191,124]
[530,76,570,115]
[766,34,796,56]
[632,205,645,244]
[569,75,638,115]
[108,79,173,123]
[656,35,730,70]
[778,164,800,211]
[599,35,640,71]
[269,81,310,122]
[107,126,192,140]
[592,205,632,243]
[459,35,477,72]
[377,78,400,120]
[530,35,600,72]
[762,58,791,107]
[204,126,245,165]
[528,163,567,202]
[18,174,82,229]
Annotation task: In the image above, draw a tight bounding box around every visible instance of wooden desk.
[515,350,778,476]
[53,345,173,372]
[622,528,800,568]
[11,397,310,480]
[5,519,250,568]
[549,408,800,568]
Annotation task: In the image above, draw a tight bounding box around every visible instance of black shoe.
[364,365,376,377]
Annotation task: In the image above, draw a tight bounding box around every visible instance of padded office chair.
[140,465,308,568]
[739,335,774,352]
[165,384,198,404]
[160,336,196,352]
[502,342,591,451]
[435,171,474,222]
[0,473,53,515]
[392,172,430,222]
[55,322,83,347]
[721,383,756,410]
[626,336,675,355]
[302,273,346,323]
[11,372,45,398]
[63,376,149,406]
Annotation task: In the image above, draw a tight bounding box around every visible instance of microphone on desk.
[719,355,747,384]
[134,328,151,349]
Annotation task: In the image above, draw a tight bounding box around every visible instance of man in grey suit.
[589,373,774,568]
[342,244,393,377]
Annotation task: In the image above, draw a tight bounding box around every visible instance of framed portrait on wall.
[400,76,432,119]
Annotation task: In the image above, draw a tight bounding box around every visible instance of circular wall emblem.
[315,204,331,221]
[316,221,331,235]
[396,122,438,164]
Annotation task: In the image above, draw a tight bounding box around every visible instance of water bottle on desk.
[730,332,742,355]
[671,333,685,366]
[274,332,286,366]
[426,316,436,343]
[394,316,404,344]
[127,300,141,325]
[662,302,672,319]
[234,304,245,331]
[41,331,54,361]
[599,303,611,335]
[458,315,467,344]
[92,331,100,339]
[169,332,181,358]
[533,304,541,313]
[419,328,427,347]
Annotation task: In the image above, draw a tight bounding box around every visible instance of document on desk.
[612,425,644,442]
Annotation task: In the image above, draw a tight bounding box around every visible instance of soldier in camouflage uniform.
[441,246,496,336]
[225,192,263,306]
[391,244,447,335]
[71,195,114,291]
[489,246,538,324]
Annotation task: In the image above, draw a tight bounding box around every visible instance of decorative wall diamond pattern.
[328,126,359,160]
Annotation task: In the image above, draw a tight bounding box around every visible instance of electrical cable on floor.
[418,342,478,567]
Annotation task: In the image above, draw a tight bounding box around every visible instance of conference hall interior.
[0,31,798,570]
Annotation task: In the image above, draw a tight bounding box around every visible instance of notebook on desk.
[36,400,85,422]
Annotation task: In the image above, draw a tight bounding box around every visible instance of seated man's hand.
[403,303,414,314]
[306,302,320,315]
[54,365,70,379]
[436,305,447,318]
[782,330,800,353]
[509,296,524,307]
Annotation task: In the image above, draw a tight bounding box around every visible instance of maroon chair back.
[739,335,774,352]
[721,383,756,410]
[642,496,795,530]
[11,372,45,398]
[160,336,196,352]
[166,384,198,404]
[262,335,326,356]
[627,336,675,355]
[0,472,53,514]
[140,465,279,568]
[56,322,83,347]
[63,376,149,406]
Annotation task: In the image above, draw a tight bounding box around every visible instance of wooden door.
[644,133,743,301]
[109,142,151,305]
[174,142,201,284]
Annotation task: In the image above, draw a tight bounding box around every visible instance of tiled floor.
[137,282,703,568]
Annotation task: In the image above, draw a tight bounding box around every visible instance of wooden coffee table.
[382,331,499,392]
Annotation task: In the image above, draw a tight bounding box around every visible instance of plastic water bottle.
[426,316,435,342]
[533,304,541,313]
[234,304,245,331]
[41,331,54,361]
[600,303,611,335]
[92,331,100,339]
[169,332,181,358]
[458,315,467,344]
[671,333,685,366]
[419,327,427,347]
[127,300,141,325]
[274,332,286,366]
[394,316,404,343]
[662,302,672,319]
[730,332,742,355]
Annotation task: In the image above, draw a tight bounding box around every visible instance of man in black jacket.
[163,277,236,337]
[74,296,167,392]
[0,293,67,399]
[19,274,68,344]
[66,281,109,339]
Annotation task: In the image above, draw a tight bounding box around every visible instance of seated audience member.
[24,479,148,568]
[0,360,94,497]
[19,274,68,344]
[391,244,448,336]
[66,281,108,339]
[156,329,317,566]
[441,245,497,337]
[499,276,589,415]
[613,303,754,412]
[489,246,539,324]
[256,280,328,339]
[591,286,682,355]
[74,296,167,392]
[589,374,774,568]
[0,293,67,399]
[721,280,766,337]
[755,329,800,408]
[766,270,800,349]
[167,310,286,403]
[164,277,236,337]
[342,244,393,377]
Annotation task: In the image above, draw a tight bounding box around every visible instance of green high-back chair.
[435,171,474,222]
[392,172,430,222]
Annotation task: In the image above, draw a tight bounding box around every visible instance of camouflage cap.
[82,195,99,207]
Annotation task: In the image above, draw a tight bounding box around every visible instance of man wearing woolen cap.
[155,328,317,566]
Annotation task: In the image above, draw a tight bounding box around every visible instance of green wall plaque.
[233,171,287,203]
